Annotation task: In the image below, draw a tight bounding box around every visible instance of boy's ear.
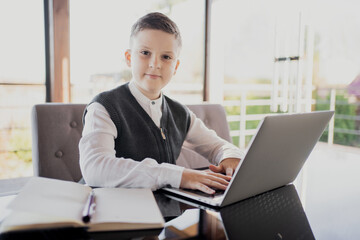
[125,49,131,67]
[174,59,180,75]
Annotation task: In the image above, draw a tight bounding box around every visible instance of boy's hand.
[209,158,241,176]
[180,169,231,194]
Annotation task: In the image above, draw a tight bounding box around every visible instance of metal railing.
[223,87,360,149]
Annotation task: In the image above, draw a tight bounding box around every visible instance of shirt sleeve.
[183,108,245,165]
[79,102,184,190]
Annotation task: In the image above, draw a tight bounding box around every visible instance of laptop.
[163,184,314,239]
[162,111,334,208]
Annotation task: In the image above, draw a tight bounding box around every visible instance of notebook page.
[92,188,164,224]
[8,177,91,220]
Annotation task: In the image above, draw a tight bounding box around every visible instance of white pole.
[328,89,336,145]
[295,12,304,113]
[281,28,290,112]
[271,17,279,113]
[208,2,225,104]
[305,25,314,113]
[240,91,247,149]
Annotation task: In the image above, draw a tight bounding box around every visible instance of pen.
[82,190,96,223]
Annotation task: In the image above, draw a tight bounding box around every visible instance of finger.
[207,172,232,181]
[226,167,233,176]
[197,183,215,194]
[203,178,228,191]
[206,174,230,185]
[209,164,223,173]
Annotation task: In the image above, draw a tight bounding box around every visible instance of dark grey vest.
[83,83,191,164]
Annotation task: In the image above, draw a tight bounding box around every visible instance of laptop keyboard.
[182,189,225,198]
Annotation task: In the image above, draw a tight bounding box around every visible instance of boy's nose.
[149,56,161,69]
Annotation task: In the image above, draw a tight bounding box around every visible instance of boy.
[79,12,244,194]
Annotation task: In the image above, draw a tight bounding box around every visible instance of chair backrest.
[176,104,232,169]
[31,103,231,181]
[31,103,86,182]
[187,104,231,142]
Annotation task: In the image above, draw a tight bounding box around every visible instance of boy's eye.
[141,51,150,56]
[162,55,172,60]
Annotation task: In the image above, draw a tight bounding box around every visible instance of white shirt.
[79,81,244,190]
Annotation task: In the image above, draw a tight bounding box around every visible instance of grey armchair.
[177,104,232,169]
[31,103,86,182]
[31,103,232,181]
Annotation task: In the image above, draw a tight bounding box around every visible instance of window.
[70,0,205,104]
[210,0,360,148]
[0,0,45,178]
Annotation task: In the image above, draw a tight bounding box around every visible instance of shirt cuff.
[158,163,184,189]
[217,150,245,165]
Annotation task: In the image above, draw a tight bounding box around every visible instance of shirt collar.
[128,80,163,107]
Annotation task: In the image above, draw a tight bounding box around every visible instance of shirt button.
[151,101,155,105]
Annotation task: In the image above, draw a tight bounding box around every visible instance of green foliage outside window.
[315,91,359,147]
[225,89,360,148]
[9,128,32,163]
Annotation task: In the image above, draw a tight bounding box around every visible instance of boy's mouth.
[145,74,161,79]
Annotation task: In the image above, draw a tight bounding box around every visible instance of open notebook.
[0,177,164,233]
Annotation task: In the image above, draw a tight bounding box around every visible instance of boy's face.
[125,29,180,100]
